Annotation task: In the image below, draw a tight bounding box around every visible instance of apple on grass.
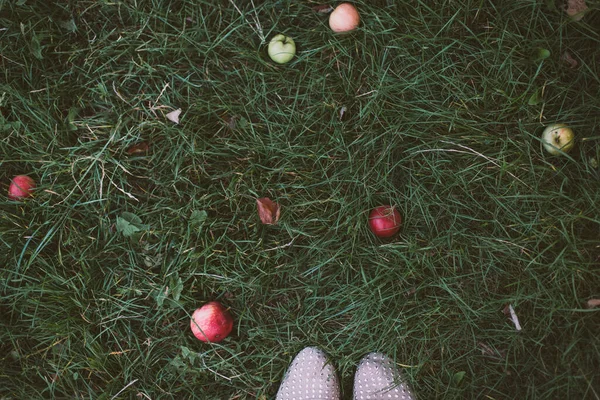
[8,175,36,200]
[329,3,360,33]
[190,301,233,343]
[268,34,296,64]
[369,205,402,238]
[542,124,575,156]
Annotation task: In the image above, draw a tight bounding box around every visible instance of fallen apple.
[369,205,402,238]
[190,301,233,343]
[329,3,360,33]
[542,123,575,156]
[8,175,36,200]
[268,34,296,64]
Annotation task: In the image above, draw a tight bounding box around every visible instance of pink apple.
[369,205,402,238]
[8,175,36,200]
[329,3,360,33]
[190,301,233,343]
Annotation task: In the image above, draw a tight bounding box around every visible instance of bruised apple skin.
[8,175,36,200]
[190,301,233,343]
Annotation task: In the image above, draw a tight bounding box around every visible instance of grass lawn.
[1,1,599,398]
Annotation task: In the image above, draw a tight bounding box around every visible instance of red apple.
[329,3,360,33]
[190,301,233,343]
[369,205,402,238]
[8,175,36,200]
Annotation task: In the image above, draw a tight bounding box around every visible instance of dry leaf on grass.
[256,197,280,225]
[166,108,182,124]
[126,141,150,155]
[586,299,600,308]
[566,0,588,21]
[561,51,578,69]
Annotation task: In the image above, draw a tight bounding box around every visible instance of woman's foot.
[353,352,415,400]
[276,347,341,400]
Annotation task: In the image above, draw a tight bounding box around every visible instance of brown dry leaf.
[126,141,150,155]
[566,0,588,21]
[586,299,600,308]
[561,51,578,69]
[256,197,280,225]
[312,5,334,13]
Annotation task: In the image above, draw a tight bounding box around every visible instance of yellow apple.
[542,123,575,156]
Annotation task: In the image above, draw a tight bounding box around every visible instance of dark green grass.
[1,0,599,398]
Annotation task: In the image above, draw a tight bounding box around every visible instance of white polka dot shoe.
[353,353,415,400]
[276,347,341,400]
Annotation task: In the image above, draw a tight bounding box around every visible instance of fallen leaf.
[452,371,466,386]
[528,90,543,106]
[586,299,600,308]
[189,210,208,230]
[116,212,149,238]
[166,108,182,124]
[59,18,77,33]
[170,275,183,302]
[312,5,334,13]
[126,141,150,155]
[561,51,578,69]
[256,197,280,225]
[30,32,43,60]
[238,116,249,129]
[566,0,588,21]
[66,107,79,131]
[533,48,551,63]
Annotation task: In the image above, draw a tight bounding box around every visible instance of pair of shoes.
[275,347,415,400]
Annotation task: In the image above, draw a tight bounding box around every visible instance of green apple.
[268,34,296,64]
[542,123,575,156]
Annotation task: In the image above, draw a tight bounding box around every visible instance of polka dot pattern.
[352,353,415,400]
[276,347,341,400]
